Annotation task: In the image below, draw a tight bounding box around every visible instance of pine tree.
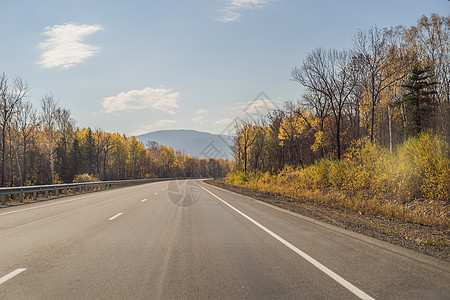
[395,66,437,137]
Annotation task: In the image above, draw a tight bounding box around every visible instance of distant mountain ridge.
[136,129,234,160]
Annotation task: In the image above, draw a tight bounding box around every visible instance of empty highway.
[0,179,449,299]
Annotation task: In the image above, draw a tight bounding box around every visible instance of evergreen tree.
[69,138,81,181]
[395,66,437,137]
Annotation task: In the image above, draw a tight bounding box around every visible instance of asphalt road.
[0,179,449,299]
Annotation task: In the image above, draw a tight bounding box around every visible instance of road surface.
[0,179,449,299]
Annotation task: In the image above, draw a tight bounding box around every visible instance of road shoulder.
[205,179,449,263]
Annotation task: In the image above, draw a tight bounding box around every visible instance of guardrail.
[0,178,177,206]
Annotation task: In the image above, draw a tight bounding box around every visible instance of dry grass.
[226,133,450,230]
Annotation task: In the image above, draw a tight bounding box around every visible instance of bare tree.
[54,107,75,182]
[14,100,37,185]
[353,27,408,142]
[40,93,58,184]
[0,74,28,186]
[234,118,259,173]
[301,88,331,157]
[292,48,356,160]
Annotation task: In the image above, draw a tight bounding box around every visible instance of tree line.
[0,78,232,187]
[234,14,449,173]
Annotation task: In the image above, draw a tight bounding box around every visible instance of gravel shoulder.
[206,179,449,262]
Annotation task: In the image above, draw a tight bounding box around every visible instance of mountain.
[136,129,234,160]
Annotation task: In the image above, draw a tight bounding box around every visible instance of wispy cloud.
[155,119,177,127]
[242,98,277,113]
[102,87,179,114]
[130,129,151,136]
[215,117,233,125]
[38,23,103,69]
[130,124,154,136]
[191,116,204,124]
[217,0,276,22]
[195,109,208,115]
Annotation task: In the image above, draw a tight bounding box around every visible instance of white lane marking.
[154,192,158,195]
[141,199,147,203]
[199,184,375,300]
[0,268,27,285]
[108,212,123,221]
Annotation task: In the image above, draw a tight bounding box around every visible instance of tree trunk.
[370,101,376,142]
[1,126,5,187]
[22,136,27,184]
[388,105,393,152]
[336,115,341,160]
[49,130,54,184]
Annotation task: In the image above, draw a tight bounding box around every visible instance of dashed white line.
[0,268,27,285]
[199,184,375,300]
[154,192,158,195]
[108,212,123,221]
[141,199,147,202]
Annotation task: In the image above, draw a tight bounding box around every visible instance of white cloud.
[217,0,275,22]
[215,117,233,125]
[129,124,154,136]
[195,109,208,115]
[191,116,203,124]
[155,119,177,127]
[102,87,179,114]
[243,98,277,113]
[130,129,150,136]
[38,23,103,69]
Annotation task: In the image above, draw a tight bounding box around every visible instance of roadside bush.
[73,173,100,183]
[226,170,247,186]
[224,132,449,228]
[396,131,450,202]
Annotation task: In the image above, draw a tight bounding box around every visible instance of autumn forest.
[229,14,449,228]
[0,82,232,187]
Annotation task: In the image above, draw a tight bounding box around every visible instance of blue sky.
[1,0,448,136]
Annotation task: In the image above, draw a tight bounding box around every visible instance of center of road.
[198,183,375,300]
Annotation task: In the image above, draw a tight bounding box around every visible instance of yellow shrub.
[396,132,450,202]
[224,132,449,228]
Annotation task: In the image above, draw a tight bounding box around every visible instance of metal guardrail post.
[45,190,48,198]
[33,191,37,200]
[1,194,5,205]
[19,193,23,203]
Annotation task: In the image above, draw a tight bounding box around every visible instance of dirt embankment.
[206,180,449,262]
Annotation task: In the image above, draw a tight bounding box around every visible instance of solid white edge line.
[141,199,147,202]
[108,212,123,221]
[0,268,27,285]
[199,183,375,300]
